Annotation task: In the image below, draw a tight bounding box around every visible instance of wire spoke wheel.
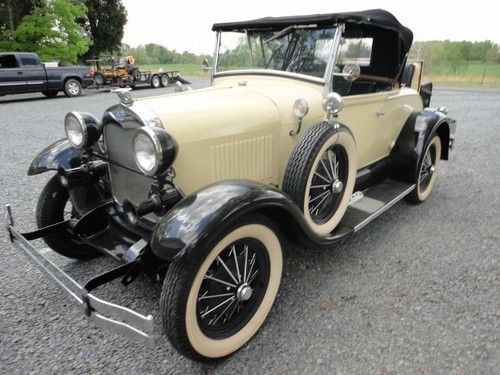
[419,147,436,190]
[161,216,283,360]
[307,145,348,224]
[197,238,270,338]
[407,135,442,204]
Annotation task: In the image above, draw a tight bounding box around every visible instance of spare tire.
[282,121,357,236]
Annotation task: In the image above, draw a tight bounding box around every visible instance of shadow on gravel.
[0,92,101,104]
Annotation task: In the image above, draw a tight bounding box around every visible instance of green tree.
[439,41,467,74]
[3,0,90,64]
[80,0,127,59]
[470,40,493,63]
[0,0,44,42]
[486,45,500,63]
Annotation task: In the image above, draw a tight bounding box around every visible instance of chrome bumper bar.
[5,205,154,346]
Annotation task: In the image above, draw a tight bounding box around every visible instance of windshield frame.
[212,23,344,90]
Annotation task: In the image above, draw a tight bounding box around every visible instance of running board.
[338,180,415,233]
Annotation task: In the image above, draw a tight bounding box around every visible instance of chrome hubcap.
[331,179,343,193]
[68,83,79,95]
[236,283,253,301]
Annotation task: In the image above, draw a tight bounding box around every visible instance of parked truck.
[0,52,94,98]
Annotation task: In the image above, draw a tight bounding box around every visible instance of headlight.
[64,111,101,149]
[132,127,177,176]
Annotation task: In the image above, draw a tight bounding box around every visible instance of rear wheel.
[161,215,283,361]
[406,135,442,204]
[160,74,170,87]
[63,79,82,97]
[36,175,101,259]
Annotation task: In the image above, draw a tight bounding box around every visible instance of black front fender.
[28,139,83,176]
[150,180,345,261]
[390,109,456,183]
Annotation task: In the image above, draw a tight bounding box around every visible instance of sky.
[121,0,500,55]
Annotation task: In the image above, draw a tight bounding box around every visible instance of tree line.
[409,40,500,74]
[123,43,211,66]
[1,2,498,73]
[0,0,127,64]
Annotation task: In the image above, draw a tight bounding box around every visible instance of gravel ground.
[0,79,498,374]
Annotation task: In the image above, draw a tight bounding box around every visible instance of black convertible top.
[212,9,413,58]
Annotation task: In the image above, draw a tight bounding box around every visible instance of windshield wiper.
[264,24,317,44]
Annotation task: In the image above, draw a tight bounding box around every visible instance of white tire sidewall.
[417,135,441,201]
[185,223,282,358]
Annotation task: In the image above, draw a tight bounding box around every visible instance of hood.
[135,85,281,145]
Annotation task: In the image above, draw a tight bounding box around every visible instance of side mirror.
[332,63,361,81]
[341,63,361,81]
[322,92,343,118]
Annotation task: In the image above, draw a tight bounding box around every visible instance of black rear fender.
[390,109,455,183]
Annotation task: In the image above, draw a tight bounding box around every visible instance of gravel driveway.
[0,79,498,374]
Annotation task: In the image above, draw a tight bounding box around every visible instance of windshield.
[216,27,336,79]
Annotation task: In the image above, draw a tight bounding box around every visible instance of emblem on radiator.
[115,110,127,122]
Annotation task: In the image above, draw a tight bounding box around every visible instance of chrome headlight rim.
[131,126,177,177]
[64,111,87,149]
[64,111,102,149]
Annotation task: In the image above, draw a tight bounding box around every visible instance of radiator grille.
[103,121,152,205]
[211,136,273,182]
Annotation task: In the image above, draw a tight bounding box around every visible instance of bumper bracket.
[5,204,154,346]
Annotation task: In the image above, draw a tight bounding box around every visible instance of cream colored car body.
[138,72,423,196]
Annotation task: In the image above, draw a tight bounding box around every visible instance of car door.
[339,91,393,168]
[19,54,47,92]
[0,54,27,94]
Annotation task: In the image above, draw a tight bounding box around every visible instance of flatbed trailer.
[90,70,190,90]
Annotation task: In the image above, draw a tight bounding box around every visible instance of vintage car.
[6,9,456,361]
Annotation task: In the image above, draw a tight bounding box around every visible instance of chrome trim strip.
[27,80,45,85]
[5,205,154,346]
[214,69,325,84]
[0,81,26,86]
[353,184,415,233]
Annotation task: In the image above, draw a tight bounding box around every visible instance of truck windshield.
[216,27,336,79]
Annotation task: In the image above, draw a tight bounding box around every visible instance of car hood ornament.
[111,88,134,105]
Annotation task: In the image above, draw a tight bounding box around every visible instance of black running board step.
[339,179,415,233]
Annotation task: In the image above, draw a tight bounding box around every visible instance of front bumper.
[5,205,154,346]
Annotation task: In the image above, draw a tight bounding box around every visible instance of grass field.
[424,62,500,86]
[140,63,206,77]
[139,62,500,86]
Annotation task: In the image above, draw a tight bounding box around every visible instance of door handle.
[17,71,23,75]
[376,108,386,117]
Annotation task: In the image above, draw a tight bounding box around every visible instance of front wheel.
[161,215,283,361]
[36,175,101,259]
